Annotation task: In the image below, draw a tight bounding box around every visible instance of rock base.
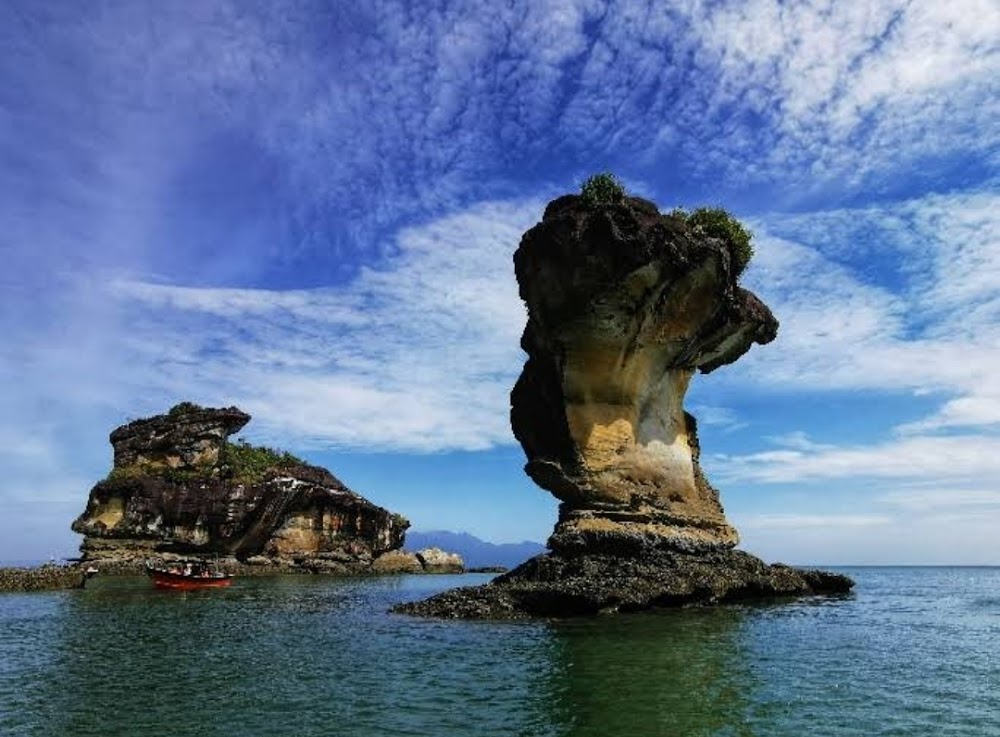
[393,549,853,619]
[0,565,87,593]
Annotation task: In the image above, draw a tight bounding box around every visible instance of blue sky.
[1,0,997,564]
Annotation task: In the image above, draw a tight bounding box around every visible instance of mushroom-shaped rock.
[394,194,852,619]
[511,195,776,554]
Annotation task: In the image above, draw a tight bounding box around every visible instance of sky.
[1,0,997,564]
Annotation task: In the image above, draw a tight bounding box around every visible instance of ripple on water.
[1,569,999,737]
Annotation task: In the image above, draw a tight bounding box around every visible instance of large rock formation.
[396,194,852,618]
[512,195,776,555]
[72,403,409,572]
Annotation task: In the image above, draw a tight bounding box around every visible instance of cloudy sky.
[1,0,997,564]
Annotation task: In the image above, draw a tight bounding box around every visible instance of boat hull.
[148,570,232,590]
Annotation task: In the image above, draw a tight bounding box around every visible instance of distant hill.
[404,531,545,569]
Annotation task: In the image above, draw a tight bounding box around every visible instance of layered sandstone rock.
[511,194,776,554]
[396,193,852,618]
[110,403,250,470]
[72,404,408,571]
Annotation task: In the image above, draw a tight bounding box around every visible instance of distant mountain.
[404,531,545,569]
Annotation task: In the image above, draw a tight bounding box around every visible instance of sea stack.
[72,403,409,572]
[396,191,853,618]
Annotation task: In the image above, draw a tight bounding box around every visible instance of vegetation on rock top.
[221,438,304,484]
[167,401,206,416]
[676,206,755,277]
[104,438,305,486]
[579,172,754,277]
[580,172,627,207]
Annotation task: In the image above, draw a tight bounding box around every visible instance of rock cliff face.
[512,195,777,555]
[396,194,852,618]
[72,404,409,571]
[109,403,250,470]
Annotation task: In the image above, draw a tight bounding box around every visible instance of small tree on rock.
[686,207,755,277]
[581,172,626,207]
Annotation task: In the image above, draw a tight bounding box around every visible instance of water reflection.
[6,570,999,737]
[10,575,566,737]
[545,608,757,737]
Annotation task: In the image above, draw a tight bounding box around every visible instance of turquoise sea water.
[1,568,998,736]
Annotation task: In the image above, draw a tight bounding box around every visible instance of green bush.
[221,439,303,484]
[104,464,147,484]
[167,401,204,417]
[105,462,200,485]
[687,207,754,276]
[580,172,626,207]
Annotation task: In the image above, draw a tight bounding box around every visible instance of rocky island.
[397,179,853,618]
[71,402,451,574]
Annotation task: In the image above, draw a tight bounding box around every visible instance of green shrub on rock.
[221,438,303,484]
[167,401,204,417]
[580,172,626,207]
[105,464,147,484]
[687,207,754,276]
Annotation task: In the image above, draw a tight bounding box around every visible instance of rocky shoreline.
[394,549,853,619]
[0,548,470,594]
[0,551,474,593]
[0,564,87,593]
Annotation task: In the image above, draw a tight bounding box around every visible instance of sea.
[1,567,998,736]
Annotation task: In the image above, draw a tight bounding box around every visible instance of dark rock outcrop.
[110,403,250,470]
[0,564,86,593]
[397,549,852,618]
[395,194,852,618]
[72,404,409,571]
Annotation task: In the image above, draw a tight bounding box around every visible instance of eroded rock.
[396,550,853,619]
[372,550,425,574]
[395,193,852,618]
[110,403,250,471]
[72,403,408,570]
[511,195,776,553]
[372,547,465,574]
[414,547,465,573]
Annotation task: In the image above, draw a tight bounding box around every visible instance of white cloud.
[765,432,835,453]
[715,435,1000,484]
[739,509,1000,565]
[737,513,891,530]
[733,190,1000,438]
[689,405,747,432]
[103,200,537,452]
[688,0,1000,190]
[879,488,1000,512]
[897,396,1000,435]
[709,189,999,503]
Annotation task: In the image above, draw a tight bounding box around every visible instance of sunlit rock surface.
[372,547,465,574]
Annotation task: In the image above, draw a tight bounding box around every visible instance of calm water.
[1,568,998,736]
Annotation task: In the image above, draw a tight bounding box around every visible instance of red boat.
[146,561,232,590]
